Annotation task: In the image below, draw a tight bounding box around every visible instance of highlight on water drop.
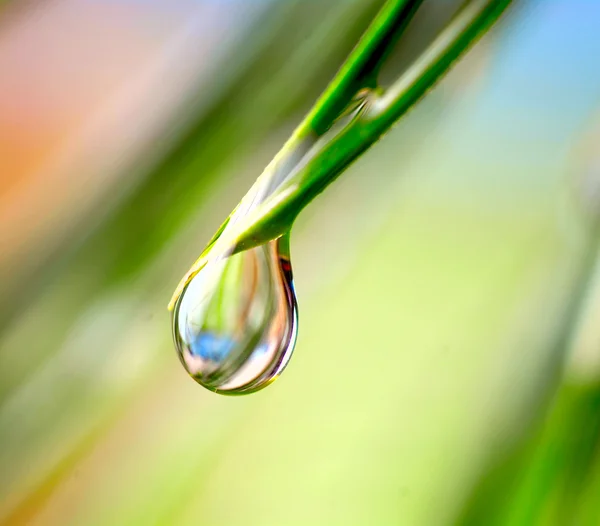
[171,234,298,395]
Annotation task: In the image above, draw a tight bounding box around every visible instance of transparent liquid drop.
[170,134,317,395]
[172,235,298,395]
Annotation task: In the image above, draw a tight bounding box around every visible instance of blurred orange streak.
[0,0,224,290]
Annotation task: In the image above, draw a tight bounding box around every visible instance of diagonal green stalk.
[170,0,512,309]
[301,0,424,135]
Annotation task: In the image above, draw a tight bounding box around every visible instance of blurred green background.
[0,0,599,524]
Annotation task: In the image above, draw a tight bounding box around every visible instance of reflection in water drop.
[172,235,298,394]
[170,135,317,395]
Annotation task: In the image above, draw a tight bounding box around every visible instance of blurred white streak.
[567,250,600,385]
[563,115,600,385]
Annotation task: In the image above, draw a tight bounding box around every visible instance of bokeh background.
[1,0,600,524]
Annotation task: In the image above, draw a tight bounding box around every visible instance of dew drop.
[172,234,298,395]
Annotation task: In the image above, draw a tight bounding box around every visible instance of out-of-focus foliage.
[0,1,599,525]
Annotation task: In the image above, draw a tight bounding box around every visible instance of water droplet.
[172,234,298,395]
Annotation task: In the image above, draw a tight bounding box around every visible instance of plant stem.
[170,0,512,308]
[301,0,424,136]
[232,0,511,251]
